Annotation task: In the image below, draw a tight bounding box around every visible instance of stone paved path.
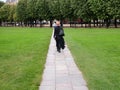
[39,31,88,90]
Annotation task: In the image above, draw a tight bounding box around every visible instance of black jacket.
[54,26,61,38]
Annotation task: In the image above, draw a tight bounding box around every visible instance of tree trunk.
[50,19,53,27]
[0,22,1,26]
[93,19,95,27]
[81,22,83,27]
[99,20,101,28]
[24,21,27,27]
[3,21,5,26]
[88,20,91,28]
[7,21,8,26]
[85,22,87,28]
[102,20,104,27]
[40,20,42,27]
[20,21,23,27]
[15,22,16,27]
[114,18,117,28]
[70,18,72,27]
[60,19,63,27]
[96,19,98,27]
[105,19,111,28]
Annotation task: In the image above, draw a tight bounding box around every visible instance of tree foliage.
[0,4,11,21]
[36,0,48,20]
[27,0,38,20]
[8,5,16,22]
[107,0,120,19]
[0,1,4,8]
[0,0,119,27]
[16,0,28,21]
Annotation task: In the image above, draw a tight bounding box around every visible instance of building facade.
[6,0,18,4]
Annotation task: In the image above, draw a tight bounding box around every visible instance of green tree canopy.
[0,0,119,27]
[16,0,28,21]
[8,5,16,22]
[0,1,4,8]
[0,4,11,21]
[107,0,120,19]
[27,0,38,21]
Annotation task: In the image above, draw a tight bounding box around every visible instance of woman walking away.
[53,21,65,53]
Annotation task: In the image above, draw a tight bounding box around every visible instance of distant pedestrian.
[53,22,56,30]
[53,21,65,53]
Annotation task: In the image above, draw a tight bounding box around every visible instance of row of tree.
[0,0,120,27]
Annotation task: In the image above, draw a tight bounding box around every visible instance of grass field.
[0,27,120,90]
[65,28,120,90]
[0,27,52,90]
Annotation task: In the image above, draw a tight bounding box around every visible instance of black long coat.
[54,26,65,49]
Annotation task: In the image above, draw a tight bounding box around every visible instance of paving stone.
[41,80,55,86]
[56,66,67,71]
[55,61,65,64]
[56,85,73,90]
[43,70,55,76]
[71,76,87,86]
[56,81,72,90]
[45,67,55,71]
[69,69,82,75]
[42,74,55,81]
[73,86,88,90]
[39,86,55,90]
[56,70,69,74]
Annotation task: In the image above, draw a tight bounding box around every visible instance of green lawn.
[0,27,52,90]
[65,28,120,90]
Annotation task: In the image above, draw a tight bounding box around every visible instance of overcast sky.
[0,0,6,2]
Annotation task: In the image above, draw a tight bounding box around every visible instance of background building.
[6,0,18,4]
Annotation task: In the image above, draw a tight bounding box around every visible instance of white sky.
[0,0,6,2]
